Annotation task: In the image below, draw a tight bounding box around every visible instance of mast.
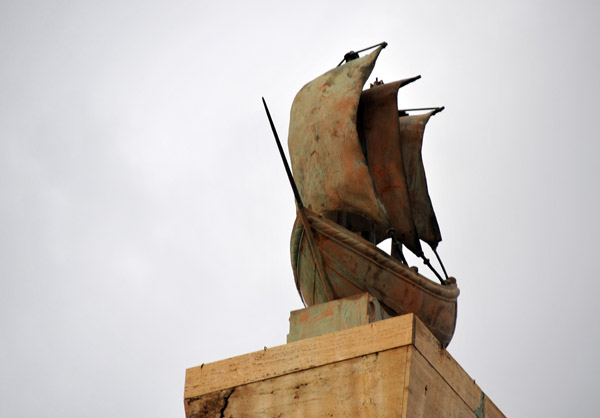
[262,98,334,303]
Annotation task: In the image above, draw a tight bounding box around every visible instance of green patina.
[474,391,485,418]
[287,293,386,343]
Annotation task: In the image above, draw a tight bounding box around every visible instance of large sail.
[288,47,390,228]
[398,111,442,249]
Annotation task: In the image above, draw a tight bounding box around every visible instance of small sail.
[288,47,391,228]
[398,111,442,249]
[358,79,424,256]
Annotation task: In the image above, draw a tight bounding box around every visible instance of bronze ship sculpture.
[263,42,459,346]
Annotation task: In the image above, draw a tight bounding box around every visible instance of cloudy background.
[1,1,599,417]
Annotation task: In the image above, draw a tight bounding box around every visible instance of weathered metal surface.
[398,111,442,248]
[290,208,458,346]
[358,78,424,255]
[286,44,458,345]
[287,293,387,343]
[288,46,391,228]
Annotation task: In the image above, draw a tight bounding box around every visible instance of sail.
[288,47,391,228]
[398,111,442,249]
[357,78,424,256]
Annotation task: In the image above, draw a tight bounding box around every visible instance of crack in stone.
[219,387,236,418]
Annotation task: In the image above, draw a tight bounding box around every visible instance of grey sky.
[1,1,599,417]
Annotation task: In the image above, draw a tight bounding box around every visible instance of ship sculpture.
[263,42,459,346]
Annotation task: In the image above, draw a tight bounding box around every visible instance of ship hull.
[291,209,459,346]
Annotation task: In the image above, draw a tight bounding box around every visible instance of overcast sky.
[1,1,599,417]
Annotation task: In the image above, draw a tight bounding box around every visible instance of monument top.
[264,43,459,346]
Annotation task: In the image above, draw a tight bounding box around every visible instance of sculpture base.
[184,302,505,417]
[287,292,389,343]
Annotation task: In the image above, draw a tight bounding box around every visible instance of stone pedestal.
[184,299,504,417]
